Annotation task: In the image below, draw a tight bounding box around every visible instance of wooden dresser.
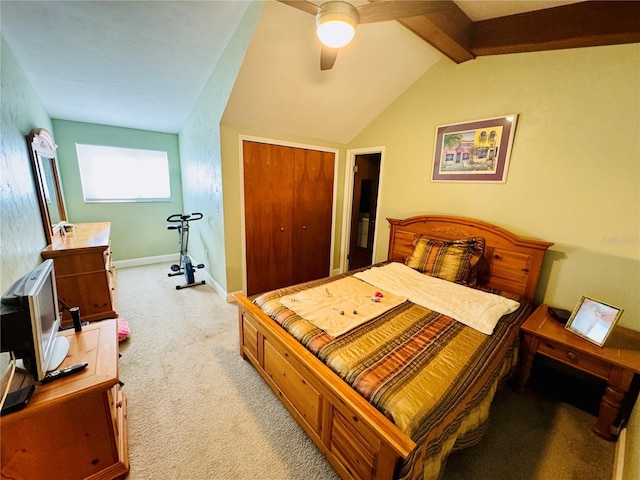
[41,222,117,327]
[0,319,129,479]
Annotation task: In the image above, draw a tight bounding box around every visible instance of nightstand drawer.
[538,340,612,379]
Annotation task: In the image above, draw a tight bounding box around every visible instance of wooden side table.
[519,304,640,440]
[0,319,129,479]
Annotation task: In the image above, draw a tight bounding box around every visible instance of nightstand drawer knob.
[566,352,577,361]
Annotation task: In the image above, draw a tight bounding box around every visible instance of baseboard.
[113,255,232,301]
[113,254,176,269]
[195,269,229,301]
[612,427,626,480]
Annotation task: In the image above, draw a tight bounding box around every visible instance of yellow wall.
[348,44,639,330]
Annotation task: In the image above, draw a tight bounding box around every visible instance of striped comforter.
[254,266,530,480]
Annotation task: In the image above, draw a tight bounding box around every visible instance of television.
[1,259,68,381]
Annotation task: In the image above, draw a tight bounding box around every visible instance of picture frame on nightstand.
[565,296,623,347]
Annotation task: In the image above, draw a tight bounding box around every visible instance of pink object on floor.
[117,318,130,342]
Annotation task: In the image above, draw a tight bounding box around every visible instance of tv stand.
[14,336,68,376]
[0,319,129,479]
[46,335,69,372]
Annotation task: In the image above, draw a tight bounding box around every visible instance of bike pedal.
[196,264,205,269]
[170,264,180,272]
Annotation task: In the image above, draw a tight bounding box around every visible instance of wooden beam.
[399,1,474,64]
[471,1,640,57]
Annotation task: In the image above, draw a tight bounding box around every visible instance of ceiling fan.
[278,0,446,70]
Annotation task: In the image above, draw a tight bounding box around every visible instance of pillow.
[405,237,484,284]
[466,237,487,287]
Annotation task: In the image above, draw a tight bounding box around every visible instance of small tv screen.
[1,259,67,380]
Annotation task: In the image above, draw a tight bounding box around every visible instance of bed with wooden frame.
[235,215,552,480]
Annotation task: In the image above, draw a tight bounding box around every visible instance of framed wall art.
[432,114,518,183]
[565,296,623,347]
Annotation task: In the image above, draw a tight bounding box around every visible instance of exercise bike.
[166,213,206,290]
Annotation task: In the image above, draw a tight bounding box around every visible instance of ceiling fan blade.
[358,1,450,24]
[277,0,320,16]
[320,46,339,70]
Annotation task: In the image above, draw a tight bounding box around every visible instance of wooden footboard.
[236,294,416,480]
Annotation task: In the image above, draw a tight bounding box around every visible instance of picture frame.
[565,296,623,347]
[431,114,518,183]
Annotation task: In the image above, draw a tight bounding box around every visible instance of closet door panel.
[244,141,294,295]
[292,149,335,284]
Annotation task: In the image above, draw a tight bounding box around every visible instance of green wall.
[0,37,55,372]
[0,37,53,293]
[52,120,183,261]
[178,2,262,293]
[347,44,639,330]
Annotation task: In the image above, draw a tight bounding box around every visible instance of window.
[76,144,171,202]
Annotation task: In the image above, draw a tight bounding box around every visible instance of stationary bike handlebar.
[166,212,203,223]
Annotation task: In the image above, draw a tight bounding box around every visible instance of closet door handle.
[280,227,285,232]
[302,225,307,230]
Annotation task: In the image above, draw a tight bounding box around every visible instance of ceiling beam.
[471,1,640,57]
[399,1,474,63]
[397,0,640,65]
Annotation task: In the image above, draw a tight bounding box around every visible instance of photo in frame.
[432,114,518,183]
[565,296,623,347]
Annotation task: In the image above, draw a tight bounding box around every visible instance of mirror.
[28,128,67,244]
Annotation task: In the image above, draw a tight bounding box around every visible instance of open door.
[347,153,381,271]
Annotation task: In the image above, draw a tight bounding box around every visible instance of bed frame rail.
[236,295,416,480]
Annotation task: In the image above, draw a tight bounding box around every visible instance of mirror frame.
[28,128,67,244]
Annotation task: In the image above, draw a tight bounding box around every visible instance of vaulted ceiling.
[2,1,638,144]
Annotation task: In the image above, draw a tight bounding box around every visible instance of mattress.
[253,265,530,479]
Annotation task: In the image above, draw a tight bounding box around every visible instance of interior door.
[348,153,381,271]
[243,141,335,296]
[292,148,335,284]
[243,141,294,295]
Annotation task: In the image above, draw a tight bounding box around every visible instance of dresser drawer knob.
[566,352,577,361]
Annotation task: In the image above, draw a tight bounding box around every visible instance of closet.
[243,141,335,296]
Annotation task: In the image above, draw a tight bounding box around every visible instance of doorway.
[347,152,381,271]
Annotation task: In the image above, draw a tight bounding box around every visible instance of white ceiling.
[222,1,441,143]
[1,0,252,134]
[1,0,581,142]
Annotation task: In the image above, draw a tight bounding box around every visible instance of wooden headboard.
[387,215,553,303]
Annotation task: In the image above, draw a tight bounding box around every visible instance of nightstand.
[519,304,640,440]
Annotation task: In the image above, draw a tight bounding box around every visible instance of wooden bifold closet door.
[243,141,334,296]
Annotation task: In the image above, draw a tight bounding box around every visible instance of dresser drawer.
[538,340,612,379]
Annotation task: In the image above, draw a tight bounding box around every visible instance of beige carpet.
[116,263,615,480]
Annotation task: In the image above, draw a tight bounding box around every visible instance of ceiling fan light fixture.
[316,2,358,49]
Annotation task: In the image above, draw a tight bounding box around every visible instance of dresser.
[41,222,117,327]
[0,319,129,479]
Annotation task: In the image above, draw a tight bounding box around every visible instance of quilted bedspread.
[254,264,530,480]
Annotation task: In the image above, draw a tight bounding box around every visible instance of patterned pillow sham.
[405,237,485,285]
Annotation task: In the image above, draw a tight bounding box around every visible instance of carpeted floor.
[116,263,615,479]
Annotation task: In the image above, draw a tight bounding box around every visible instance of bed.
[235,215,552,480]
